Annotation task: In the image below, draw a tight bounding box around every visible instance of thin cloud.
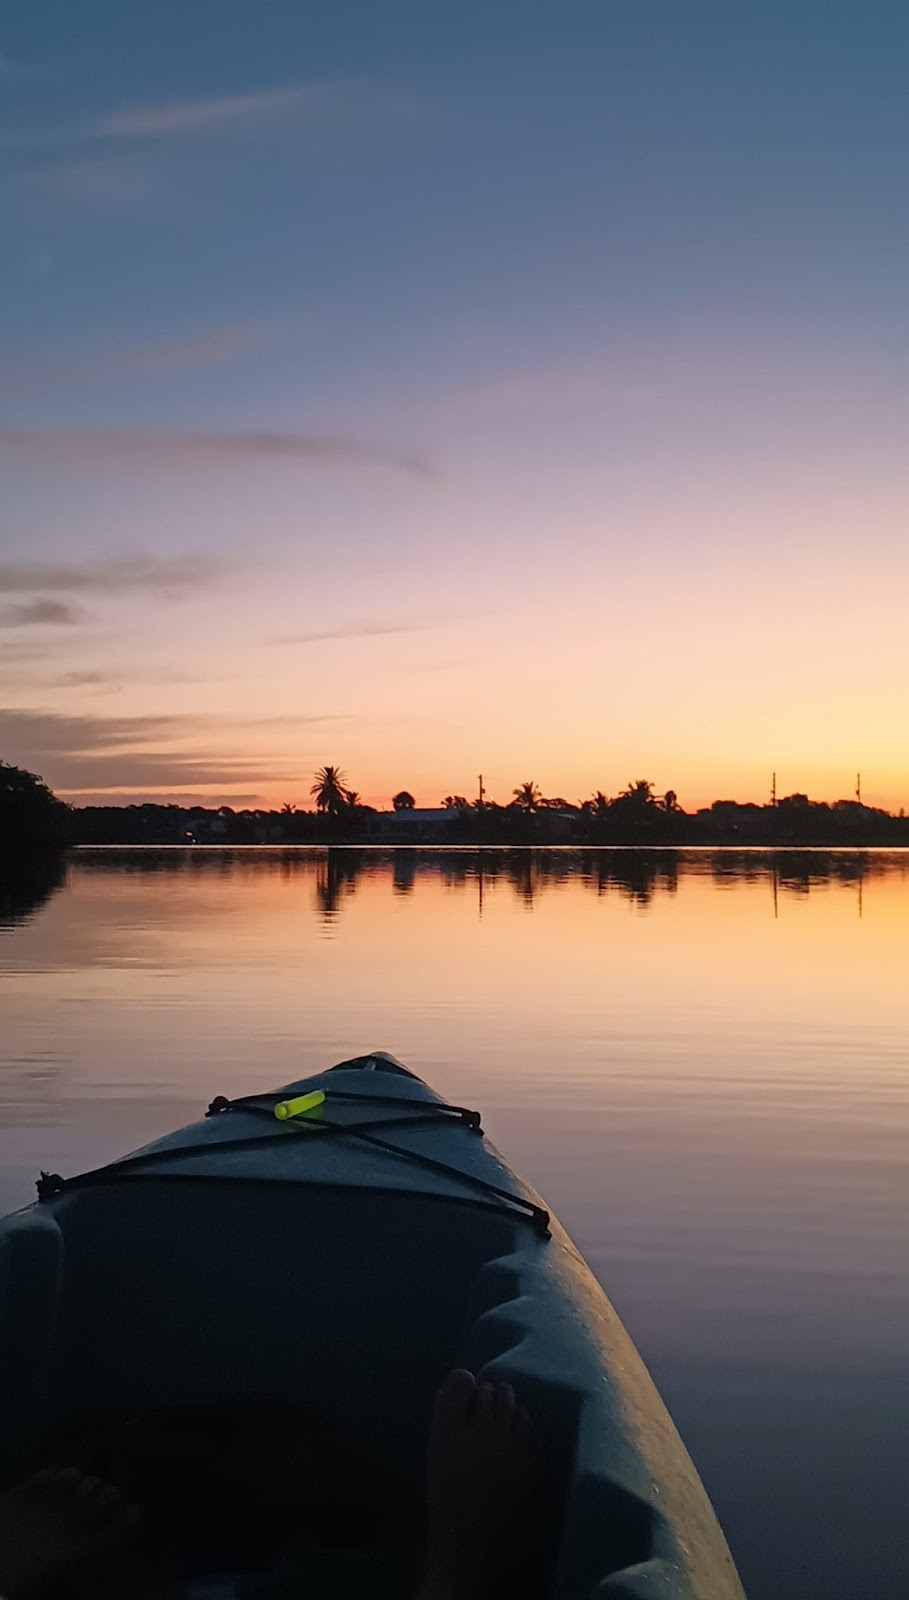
[0,554,224,596]
[272,618,430,647]
[0,325,270,399]
[0,641,43,664]
[99,84,326,138]
[124,325,268,373]
[55,670,116,691]
[51,754,287,790]
[51,667,206,691]
[0,599,81,628]
[0,79,361,160]
[0,706,345,794]
[68,790,268,807]
[0,707,342,755]
[0,709,191,754]
[0,429,434,478]
[2,79,417,224]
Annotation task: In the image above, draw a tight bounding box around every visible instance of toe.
[112,1502,145,1540]
[494,1382,516,1427]
[92,1483,123,1517]
[514,1402,534,1451]
[472,1381,496,1428]
[434,1368,477,1421]
[26,1467,66,1494]
[75,1499,144,1563]
[45,1466,85,1497]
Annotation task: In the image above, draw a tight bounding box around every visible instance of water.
[1,847,907,1600]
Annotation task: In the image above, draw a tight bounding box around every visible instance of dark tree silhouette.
[618,779,656,809]
[442,795,469,810]
[310,765,349,817]
[392,790,416,810]
[512,780,541,813]
[0,762,69,845]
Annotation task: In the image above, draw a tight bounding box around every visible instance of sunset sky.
[2,2,907,810]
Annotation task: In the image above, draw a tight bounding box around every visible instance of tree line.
[3,758,908,848]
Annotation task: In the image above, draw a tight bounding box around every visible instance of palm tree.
[345,790,362,810]
[619,779,656,810]
[580,790,610,819]
[310,765,348,817]
[512,780,541,813]
[280,801,296,815]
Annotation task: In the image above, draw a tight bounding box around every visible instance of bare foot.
[0,1468,143,1599]
[421,1368,538,1600]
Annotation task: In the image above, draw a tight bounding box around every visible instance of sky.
[1,1,908,811]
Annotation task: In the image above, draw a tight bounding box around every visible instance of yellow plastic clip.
[274,1090,326,1121]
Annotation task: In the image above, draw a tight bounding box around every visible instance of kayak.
[0,1052,745,1599]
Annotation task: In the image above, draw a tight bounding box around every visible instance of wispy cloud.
[68,790,269,807]
[272,618,430,647]
[0,324,270,399]
[1,79,361,160]
[2,661,229,698]
[0,640,43,665]
[0,554,224,596]
[0,429,434,478]
[98,84,330,139]
[55,670,117,690]
[2,78,411,223]
[0,599,81,628]
[0,708,210,754]
[0,707,343,795]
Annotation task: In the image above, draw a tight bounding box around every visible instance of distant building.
[537,807,579,842]
[362,808,459,843]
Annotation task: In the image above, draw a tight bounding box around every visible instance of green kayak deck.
[0,1052,746,1599]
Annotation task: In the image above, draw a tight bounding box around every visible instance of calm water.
[1,847,907,1599]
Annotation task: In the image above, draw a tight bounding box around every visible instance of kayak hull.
[0,1052,745,1599]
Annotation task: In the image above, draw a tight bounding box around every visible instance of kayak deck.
[0,1053,745,1599]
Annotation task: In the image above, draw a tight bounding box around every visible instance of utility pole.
[771,771,777,807]
[478,773,485,807]
[855,772,862,805]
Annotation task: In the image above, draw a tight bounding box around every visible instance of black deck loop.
[36,1091,548,1237]
[36,1171,66,1200]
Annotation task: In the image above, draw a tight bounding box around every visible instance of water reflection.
[1,845,908,1600]
[0,851,67,929]
[68,844,908,925]
[316,848,362,919]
